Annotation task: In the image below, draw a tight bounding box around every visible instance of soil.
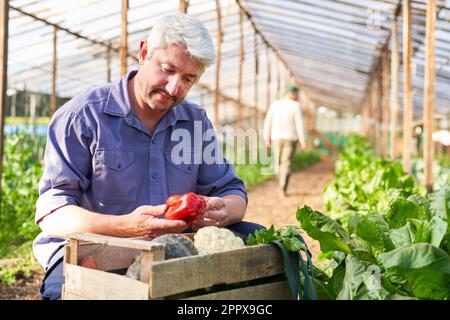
[0,269,43,300]
[0,156,335,300]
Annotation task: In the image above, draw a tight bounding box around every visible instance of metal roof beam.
[9,5,120,51]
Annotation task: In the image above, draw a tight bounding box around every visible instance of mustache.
[149,88,177,101]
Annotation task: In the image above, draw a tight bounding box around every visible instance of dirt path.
[245,156,336,262]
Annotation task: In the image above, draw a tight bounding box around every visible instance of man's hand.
[266,137,272,149]
[191,197,227,231]
[299,142,306,151]
[38,204,188,239]
[120,205,188,237]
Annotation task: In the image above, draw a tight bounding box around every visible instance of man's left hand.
[191,196,227,231]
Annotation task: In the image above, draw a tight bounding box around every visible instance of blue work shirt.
[33,70,247,269]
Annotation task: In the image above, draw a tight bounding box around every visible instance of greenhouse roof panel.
[5,0,450,117]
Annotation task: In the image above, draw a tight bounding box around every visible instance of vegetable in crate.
[246,225,316,300]
[126,234,198,280]
[194,226,245,254]
[79,255,98,270]
[164,192,207,222]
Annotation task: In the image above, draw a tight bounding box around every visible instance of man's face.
[288,91,299,100]
[137,41,204,113]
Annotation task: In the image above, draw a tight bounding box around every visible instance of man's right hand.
[120,205,188,238]
[299,143,306,151]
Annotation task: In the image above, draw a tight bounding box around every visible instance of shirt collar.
[103,69,136,116]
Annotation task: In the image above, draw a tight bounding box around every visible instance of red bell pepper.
[163,192,207,223]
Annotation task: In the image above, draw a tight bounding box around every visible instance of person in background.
[263,84,306,197]
[33,12,264,300]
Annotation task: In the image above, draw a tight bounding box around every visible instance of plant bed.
[61,232,292,300]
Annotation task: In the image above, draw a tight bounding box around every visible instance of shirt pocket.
[92,149,138,205]
[164,151,199,195]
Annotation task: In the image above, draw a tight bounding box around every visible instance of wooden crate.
[61,232,292,300]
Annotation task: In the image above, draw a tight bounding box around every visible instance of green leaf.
[245,234,256,246]
[246,225,277,246]
[429,185,450,222]
[337,255,397,300]
[414,216,447,247]
[349,236,376,263]
[429,186,450,252]
[384,198,430,229]
[407,194,430,209]
[328,259,346,298]
[389,222,415,248]
[378,243,450,274]
[406,268,450,300]
[296,206,353,254]
[348,214,395,255]
[288,237,306,252]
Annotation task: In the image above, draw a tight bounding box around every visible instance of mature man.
[34,13,263,300]
[263,84,306,197]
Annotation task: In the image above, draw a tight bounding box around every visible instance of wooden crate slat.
[149,244,284,298]
[77,243,141,271]
[62,291,90,300]
[64,264,148,300]
[186,280,292,300]
[63,232,164,251]
[140,250,165,284]
[69,239,78,264]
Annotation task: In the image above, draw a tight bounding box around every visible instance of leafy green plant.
[294,135,449,300]
[246,225,317,300]
[323,135,424,226]
[1,131,44,257]
[296,184,450,300]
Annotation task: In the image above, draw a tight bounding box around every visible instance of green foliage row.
[323,135,425,226]
[297,185,449,300]
[0,131,44,258]
[295,136,449,300]
[5,117,51,125]
[235,150,322,190]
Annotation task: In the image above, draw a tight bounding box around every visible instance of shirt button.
[151,173,157,179]
[151,140,155,144]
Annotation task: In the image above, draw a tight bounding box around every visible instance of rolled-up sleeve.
[196,117,248,203]
[35,109,92,223]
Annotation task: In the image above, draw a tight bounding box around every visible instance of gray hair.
[146,13,215,68]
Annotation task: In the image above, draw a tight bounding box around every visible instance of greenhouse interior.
[0,0,449,301]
